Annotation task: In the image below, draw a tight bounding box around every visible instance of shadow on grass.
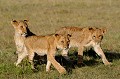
[33,49,120,74]
[83,48,120,62]
[33,53,75,74]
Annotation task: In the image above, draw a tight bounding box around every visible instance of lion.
[56,27,111,66]
[11,19,35,64]
[24,34,71,74]
[11,20,71,74]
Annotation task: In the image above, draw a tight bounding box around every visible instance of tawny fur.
[56,26,111,65]
[11,20,70,74]
[24,34,70,74]
[11,20,29,64]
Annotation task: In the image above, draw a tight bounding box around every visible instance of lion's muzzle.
[21,32,27,37]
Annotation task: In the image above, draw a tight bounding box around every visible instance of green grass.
[0,0,120,79]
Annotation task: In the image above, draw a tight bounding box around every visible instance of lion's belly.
[35,49,47,56]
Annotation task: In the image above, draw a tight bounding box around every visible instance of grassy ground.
[0,0,120,79]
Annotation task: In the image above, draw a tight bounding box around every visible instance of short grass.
[0,0,120,79]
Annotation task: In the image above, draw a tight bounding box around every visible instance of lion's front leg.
[15,51,19,54]
[77,46,84,65]
[15,47,21,55]
[93,45,111,65]
[16,44,24,54]
[47,49,66,74]
[15,47,28,66]
[15,52,27,66]
[46,60,51,72]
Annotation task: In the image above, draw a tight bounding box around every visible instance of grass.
[0,0,120,79]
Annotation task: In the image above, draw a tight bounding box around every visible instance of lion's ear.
[82,27,89,32]
[24,19,29,23]
[67,34,71,38]
[11,20,19,28]
[55,34,59,37]
[101,28,107,34]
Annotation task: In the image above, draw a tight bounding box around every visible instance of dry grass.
[0,0,120,79]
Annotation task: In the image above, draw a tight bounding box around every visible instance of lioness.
[11,20,71,74]
[56,27,111,65]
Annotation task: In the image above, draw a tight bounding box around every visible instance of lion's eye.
[99,35,103,39]
[20,26,23,28]
[93,36,96,38]
[67,40,70,43]
[61,41,64,43]
[99,35,102,37]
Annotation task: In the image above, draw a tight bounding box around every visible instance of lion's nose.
[64,46,68,49]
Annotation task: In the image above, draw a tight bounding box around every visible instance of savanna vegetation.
[0,0,120,79]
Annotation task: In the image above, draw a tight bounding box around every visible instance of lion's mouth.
[21,32,27,37]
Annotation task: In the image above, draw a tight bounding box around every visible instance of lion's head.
[89,27,106,44]
[11,20,29,37]
[55,34,71,50]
